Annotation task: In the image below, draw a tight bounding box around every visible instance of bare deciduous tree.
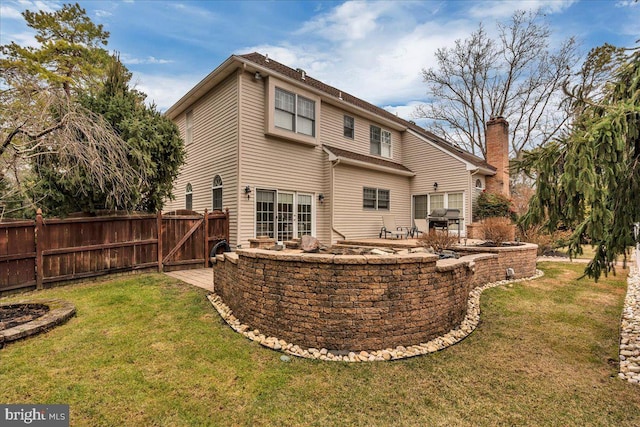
[0,85,144,216]
[414,10,579,159]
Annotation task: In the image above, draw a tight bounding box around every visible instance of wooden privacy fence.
[0,208,229,294]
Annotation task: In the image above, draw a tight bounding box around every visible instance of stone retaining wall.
[213,243,537,352]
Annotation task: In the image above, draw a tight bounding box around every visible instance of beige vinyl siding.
[333,163,411,240]
[320,103,404,163]
[402,131,472,226]
[237,72,330,246]
[164,72,239,245]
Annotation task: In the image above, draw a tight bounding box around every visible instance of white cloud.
[17,0,59,13]
[0,5,23,19]
[95,10,112,18]
[467,0,577,19]
[3,30,38,48]
[383,101,429,125]
[242,4,470,107]
[131,72,201,111]
[122,55,174,65]
[297,1,396,42]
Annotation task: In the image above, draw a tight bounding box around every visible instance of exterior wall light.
[433,182,439,191]
[318,193,325,204]
[244,185,252,199]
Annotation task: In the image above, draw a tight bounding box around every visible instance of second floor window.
[344,115,354,139]
[370,125,391,158]
[275,88,315,136]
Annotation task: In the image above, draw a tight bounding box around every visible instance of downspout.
[330,159,346,241]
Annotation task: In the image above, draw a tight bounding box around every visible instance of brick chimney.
[485,116,510,196]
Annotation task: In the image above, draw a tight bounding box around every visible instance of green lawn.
[1,264,639,426]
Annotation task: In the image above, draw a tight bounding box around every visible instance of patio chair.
[413,218,429,237]
[379,215,411,239]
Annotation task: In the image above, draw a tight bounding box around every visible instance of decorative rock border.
[207,269,544,362]
[620,250,640,383]
[0,299,76,348]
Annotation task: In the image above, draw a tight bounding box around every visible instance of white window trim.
[363,187,390,211]
[274,87,315,137]
[254,188,316,239]
[344,115,354,139]
[265,78,320,146]
[370,125,392,159]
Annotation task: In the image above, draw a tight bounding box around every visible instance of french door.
[256,190,313,241]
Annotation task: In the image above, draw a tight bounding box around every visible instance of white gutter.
[322,146,415,177]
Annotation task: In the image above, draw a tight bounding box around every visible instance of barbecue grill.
[427,208,461,242]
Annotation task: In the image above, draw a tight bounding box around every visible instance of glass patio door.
[277,192,294,242]
[297,194,312,237]
[256,190,314,241]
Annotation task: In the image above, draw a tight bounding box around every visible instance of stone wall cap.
[364,254,397,265]
[435,258,467,272]
[333,255,368,265]
[394,253,438,264]
[300,253,335,263]
[458,253,497,262]
[224,252,239,264]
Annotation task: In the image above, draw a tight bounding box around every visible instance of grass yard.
[1,263,639,426]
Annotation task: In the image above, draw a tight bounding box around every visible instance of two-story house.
[164,52,509,248]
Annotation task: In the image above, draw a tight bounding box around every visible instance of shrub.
[418,230,459,252]
[517,224,572,256]
[476,191,516,221]
[481,217,514,246]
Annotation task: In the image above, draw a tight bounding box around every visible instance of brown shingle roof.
[239,52,495,173]
[322,145,414,173]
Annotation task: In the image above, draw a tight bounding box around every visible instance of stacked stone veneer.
[213,243,537,352]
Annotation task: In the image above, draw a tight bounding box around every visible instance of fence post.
[35,208,43,290]
[157,210,163,272]
[203,209,209,268]
[224,208,230,243]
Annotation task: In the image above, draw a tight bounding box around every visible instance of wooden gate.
[160,209,229,272]
[0,209,229,295]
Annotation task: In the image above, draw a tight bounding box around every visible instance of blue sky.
[1,0,638,120]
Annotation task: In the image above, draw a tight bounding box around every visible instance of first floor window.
[363,187,390,210]
[185,183,193,210]
[430,194,444,210]
[413,194,428,220]
[212,175,223,211]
